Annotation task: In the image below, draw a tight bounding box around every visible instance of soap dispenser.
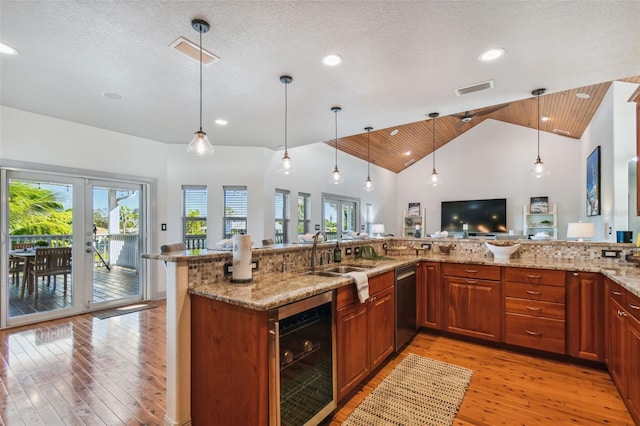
[333,242,342,263]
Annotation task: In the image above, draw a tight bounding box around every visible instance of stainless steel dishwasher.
[395,264,417,352]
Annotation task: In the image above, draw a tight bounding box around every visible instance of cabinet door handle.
[525,330,540,336]
[612,291,623,296]
[464,269,478,274]
[629,304,640,310]
[618,310,628,317]
[526,290,542,295]
[526,306,542,312]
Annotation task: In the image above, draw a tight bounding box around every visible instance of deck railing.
[8,234,139,269]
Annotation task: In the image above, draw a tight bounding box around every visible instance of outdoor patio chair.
[26,247,72,299]
[9,242,34,286]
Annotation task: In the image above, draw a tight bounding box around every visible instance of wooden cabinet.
[504,267,566,354]
[566,271,604,361]
[336,271,395,401]
[417,262,442,329]
[368,286,395,370]
[605,278,640,424]
[336,301,369,400]
[191,295,269,426]
[443,263,501,342]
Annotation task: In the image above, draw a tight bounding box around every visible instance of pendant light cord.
[536,91,540,160]
[334,109,338,167]
[367,129,371,177]
[198,28,203,133]
[432,117,436,171]
[284,81,288,152]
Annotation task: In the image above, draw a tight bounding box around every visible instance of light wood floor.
[330,333,634,425]
[0,301,166,425]
[1,303,633,425]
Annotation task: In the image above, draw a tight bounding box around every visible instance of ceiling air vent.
[170,37,219,64]
[553,129,571,136]
[454,80,494,96]
[404,159,416,167]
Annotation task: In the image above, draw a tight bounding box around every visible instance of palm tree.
[9,181,70,235]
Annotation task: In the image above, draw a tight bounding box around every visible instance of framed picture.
[586,146,601,216]
[408,202,420,216]
[530,196,549,213]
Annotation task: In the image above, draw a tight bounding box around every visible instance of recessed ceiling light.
[576,92,590,99]
[322,54,343,66]
[541,115,550,122]
[0,43,18,55]
[479,48,505,62]
[390,129,399,136]
[101,92,124,101]
[404,151,411,156]
[214,119,228,125]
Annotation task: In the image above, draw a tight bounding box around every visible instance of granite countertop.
[183,252,640,311]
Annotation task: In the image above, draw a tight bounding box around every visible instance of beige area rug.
[343,353,473,426]
[92,303,157,319]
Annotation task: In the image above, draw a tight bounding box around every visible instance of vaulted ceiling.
[1,1,639,170]
[329,75,640,173]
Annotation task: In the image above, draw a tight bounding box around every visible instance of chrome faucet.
[310,231,325,269]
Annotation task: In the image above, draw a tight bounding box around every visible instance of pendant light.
[277,75,295,175]
[329,107,344,185]
[529,88,549,177]
[428,112,441,186]
[187,19,214,156]
[363,126,374,191]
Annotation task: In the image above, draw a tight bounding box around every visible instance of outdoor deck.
[8,265,139,318]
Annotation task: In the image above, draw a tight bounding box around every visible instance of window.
[322,193,359,241]
[365,203,373,236]
[274,189,290,243]
[223,186,247,238]
[298,193,311,235]
[182,185,207,249]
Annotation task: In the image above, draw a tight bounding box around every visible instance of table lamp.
[372,224,385,238]
[566,222,595,241]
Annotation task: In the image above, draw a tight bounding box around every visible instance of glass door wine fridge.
[268,291,336,426]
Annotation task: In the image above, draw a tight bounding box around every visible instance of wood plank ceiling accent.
[326,76,640,174]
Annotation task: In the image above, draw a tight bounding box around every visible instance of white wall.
[1,106,399,298]
[397,119,581,238]
[580,81,638,241]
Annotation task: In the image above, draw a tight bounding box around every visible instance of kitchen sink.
[303,270,343,277]
[324,265,368,274]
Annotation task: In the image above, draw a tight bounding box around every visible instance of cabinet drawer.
[504,282,565,303]
[443,263,500,280]
[505,297,565,320]
[505,313,565,354]
[336,271,394,309]
[608,281,627,309]
[368,271,394,295]
[628,290,640,322]
[504,267,565,286]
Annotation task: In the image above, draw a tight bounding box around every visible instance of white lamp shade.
[372,224,385,236]
[567,222,595,241]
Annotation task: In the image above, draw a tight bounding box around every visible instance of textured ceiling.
[1,1,639,169]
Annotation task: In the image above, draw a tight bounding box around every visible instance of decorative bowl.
[485,242,520,260]
[438,244,452,254]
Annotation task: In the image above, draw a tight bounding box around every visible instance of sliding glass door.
[2,170,146,327]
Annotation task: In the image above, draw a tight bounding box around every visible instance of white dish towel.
[346,271,369,303]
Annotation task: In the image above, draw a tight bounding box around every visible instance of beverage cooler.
[268,291,336,425]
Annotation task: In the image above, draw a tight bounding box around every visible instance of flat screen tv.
[441,198,507,234]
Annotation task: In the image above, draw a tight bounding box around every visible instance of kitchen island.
[143,238,639,426]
